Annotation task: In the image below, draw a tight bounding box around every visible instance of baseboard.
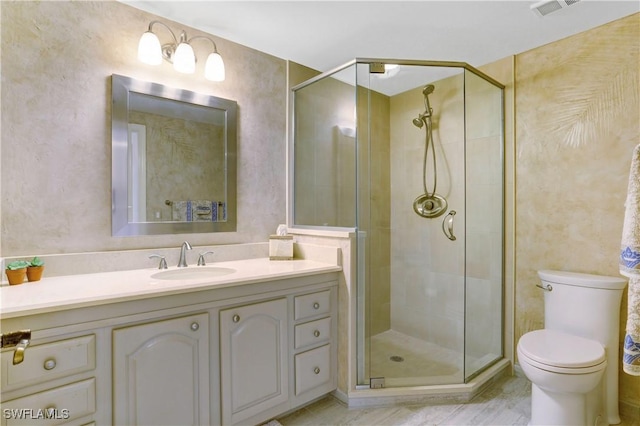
[513,363,527,379]
[331,388,349,405]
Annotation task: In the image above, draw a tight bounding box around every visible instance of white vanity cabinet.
[112,313,210,426]
[1,264,339,426]
[220,298,288,425]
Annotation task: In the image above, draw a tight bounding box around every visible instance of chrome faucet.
[178,241,192,267]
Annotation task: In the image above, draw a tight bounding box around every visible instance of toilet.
[517,270,627,426]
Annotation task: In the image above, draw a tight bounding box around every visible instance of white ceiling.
[123,1,638,93]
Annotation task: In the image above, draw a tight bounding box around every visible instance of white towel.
[620,144,640,376]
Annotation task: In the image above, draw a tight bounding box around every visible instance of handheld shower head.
[422,84,435,96]
[422,84,434,117]
[412,84,436,127]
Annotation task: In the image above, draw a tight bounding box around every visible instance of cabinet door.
[113,313,209,426]
[220,298,288,425]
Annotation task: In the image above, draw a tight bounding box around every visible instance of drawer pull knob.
[43,358,57,370]
[190,322,200,331]
[232,315,240,323]
[13,339,30,365]
[313,302,320,310]
[313,330,321,337]
[313,367,321,375]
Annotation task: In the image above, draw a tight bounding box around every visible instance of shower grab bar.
[442,210,456,241]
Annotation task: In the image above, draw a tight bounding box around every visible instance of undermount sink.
[151,267,236,280]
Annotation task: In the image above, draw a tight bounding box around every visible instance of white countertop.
[0,258,341,319]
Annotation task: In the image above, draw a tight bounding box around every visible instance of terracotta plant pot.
[6,268,27,285]
[27,266,44,282]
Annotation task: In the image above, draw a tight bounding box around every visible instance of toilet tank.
[538,270,627,346]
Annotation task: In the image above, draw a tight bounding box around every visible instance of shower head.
[422,85,435,96]
[422,84,434,117]
[412,84,436,128]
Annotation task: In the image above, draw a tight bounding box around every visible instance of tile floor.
[278,374,639,426]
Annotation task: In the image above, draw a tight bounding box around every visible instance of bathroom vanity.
[0,257,340,426]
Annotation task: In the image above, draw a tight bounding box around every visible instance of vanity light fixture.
[137,21,225,82]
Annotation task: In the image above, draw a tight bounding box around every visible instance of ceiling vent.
[531,0,581,17]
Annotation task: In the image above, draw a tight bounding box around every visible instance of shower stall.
[291,59,504,390]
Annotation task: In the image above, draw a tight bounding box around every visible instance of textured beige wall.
[515,13,640,408]
[1,1,286,255]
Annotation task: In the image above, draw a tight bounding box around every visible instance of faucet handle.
[149,254,168,269]
[197,251,214,266]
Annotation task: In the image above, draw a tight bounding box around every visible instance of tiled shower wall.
[389,74,465,352]
[388,71,503,363]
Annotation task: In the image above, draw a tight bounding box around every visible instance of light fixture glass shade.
[138,31,162,65]
[205,52,225,81]
[173,42,196,74]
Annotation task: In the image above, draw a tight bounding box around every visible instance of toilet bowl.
[517,329,607,425]
[517,270,627,426]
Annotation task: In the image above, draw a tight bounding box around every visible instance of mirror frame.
[111,74,237,236]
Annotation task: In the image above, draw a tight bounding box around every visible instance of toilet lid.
[518,329,605,369]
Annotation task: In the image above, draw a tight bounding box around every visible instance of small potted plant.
[27,257,45,282]
[5,260,29,285]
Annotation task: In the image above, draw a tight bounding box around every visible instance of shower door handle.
[442,210,456,241]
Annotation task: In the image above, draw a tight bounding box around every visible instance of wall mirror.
[111,74,237,236]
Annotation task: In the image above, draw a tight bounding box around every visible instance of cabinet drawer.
[294,344,331,396]
[294,290,331,320]
[1,378,95,426]
[1,335,95,392]
[294,317,331,349]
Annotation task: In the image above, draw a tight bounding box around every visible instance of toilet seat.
[518,329,606,374]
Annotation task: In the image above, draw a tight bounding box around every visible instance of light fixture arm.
[146,21,186,64]
[147,20,178,46]
[188,35,221,54]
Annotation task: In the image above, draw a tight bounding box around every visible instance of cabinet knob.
[232,315,240,323]
[313,302,320,310]
[313,330,321,338]
[190,322,200,331]
[313,367,321,375]
[43,358,57,370]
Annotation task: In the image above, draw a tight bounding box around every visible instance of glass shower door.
[358,64,468,387]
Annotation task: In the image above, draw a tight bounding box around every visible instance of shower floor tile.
[369,330,463,385]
